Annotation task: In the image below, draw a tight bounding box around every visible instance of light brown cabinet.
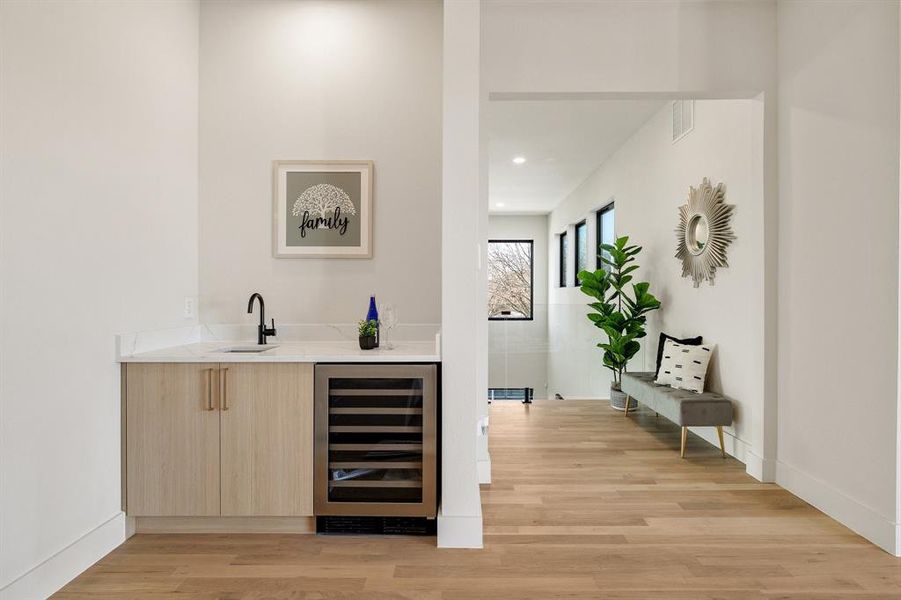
[221,363,313,516]
[124,362,314,518]
[126,363,221,516]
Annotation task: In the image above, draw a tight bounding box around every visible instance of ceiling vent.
[672,100,694,143]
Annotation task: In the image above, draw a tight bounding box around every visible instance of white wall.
[198,0,442,327]
[0,1,200,596]
[484,0,776,96]
[546,100,765,470]
[547,216,608,401]
[488,215,549,399]
[440,0,484,547]
[776,0,900,555]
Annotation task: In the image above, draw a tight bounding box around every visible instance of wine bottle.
[366,295,380,348]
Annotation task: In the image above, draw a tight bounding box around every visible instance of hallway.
[58,401,901,598]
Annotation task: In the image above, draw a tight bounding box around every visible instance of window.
[574,220,587,286]
[559,232,568,287]
[596,202,615,270]
[488,240,533,320]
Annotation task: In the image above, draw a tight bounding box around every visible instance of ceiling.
[487,99,666,214]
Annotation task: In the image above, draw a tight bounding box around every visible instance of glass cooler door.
[314,364,437,517]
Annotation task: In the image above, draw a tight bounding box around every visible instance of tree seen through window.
[488,240,533,320]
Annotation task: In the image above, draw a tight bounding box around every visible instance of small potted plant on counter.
[578,235,661,411]
[358,319,379,350]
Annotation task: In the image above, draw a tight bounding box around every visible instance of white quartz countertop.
[119,340,440,363]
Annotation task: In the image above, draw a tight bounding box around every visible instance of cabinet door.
[126,363,220,516]
[220,363,314,516]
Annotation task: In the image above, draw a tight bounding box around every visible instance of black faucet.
[247,293,277,345]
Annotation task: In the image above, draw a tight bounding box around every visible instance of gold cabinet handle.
[205,368,214,410]
[220,368,229,410]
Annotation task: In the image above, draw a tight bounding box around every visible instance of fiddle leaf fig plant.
[578,236,661,388]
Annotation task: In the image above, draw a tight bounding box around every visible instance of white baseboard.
[896,522,901,556]
[776,460,898,556]
[687,426,776,483]
[744,452,777,483]
[477,455,492,484]
[437,510,483,548]
[0,512,127,600]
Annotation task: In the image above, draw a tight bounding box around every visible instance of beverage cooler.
[314,364,438,531]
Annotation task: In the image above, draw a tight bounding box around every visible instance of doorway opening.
[484,96,765,466]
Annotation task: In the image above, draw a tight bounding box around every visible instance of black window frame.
[596,201,615,270]
[574,220,587,286]
[558,231,568,288]
[487,239,534,321]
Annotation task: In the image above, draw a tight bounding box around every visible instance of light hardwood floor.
[57,400,901,599]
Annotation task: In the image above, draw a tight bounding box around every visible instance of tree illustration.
[292,184,357,224]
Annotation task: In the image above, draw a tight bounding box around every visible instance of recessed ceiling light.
[495,202,506,208]
[512,156,526,165]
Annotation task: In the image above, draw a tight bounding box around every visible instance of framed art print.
[273,160,373,258]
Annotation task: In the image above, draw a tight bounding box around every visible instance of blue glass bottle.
[366,295,380,347]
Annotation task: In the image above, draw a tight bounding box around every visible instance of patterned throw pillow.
[654,332,703,377]
[654,339,716,393]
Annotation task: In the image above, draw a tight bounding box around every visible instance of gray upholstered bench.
[621,372,733,458]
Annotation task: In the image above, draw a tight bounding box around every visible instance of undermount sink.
[216,345,279,353]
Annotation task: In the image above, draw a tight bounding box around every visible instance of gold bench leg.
[623,395,630,416]
[680,427,688,458]
[716,426,726,458]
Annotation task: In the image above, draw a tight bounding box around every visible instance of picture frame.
[272,160,373,258]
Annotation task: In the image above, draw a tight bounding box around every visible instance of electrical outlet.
[183,297,196,319]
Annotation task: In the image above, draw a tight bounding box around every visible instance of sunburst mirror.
[675,178,735,287]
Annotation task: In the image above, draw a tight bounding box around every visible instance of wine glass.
[380,303,398,350]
